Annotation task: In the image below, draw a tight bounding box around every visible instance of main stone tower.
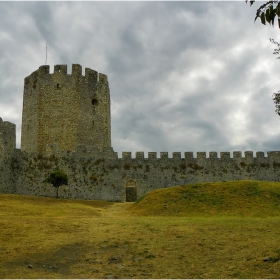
[21,64,111,153]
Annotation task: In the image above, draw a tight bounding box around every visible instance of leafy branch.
[246,0,280,28]
[246,0,280,115]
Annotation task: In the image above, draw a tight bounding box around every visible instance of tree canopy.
[45,170,68,198]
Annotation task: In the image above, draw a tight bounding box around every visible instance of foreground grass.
[0,181,280,278]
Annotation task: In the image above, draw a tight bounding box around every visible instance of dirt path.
[98,202,134,217]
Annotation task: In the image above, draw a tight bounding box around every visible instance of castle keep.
[1,64,280,202]
[21,64,111,153]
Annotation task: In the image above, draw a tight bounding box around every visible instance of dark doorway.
[125,180,137,202]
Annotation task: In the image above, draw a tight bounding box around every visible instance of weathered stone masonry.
[21,64,111,153]
[1,64,280,202]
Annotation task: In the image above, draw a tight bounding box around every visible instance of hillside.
[129,180,280,216]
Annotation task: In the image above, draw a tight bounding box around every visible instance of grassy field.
[1,180,280,279]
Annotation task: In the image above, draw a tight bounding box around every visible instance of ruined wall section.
[0,118,16,153]
[21,64,111,153]
[0,118,16,193]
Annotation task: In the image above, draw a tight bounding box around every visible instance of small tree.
[45,170,68,198]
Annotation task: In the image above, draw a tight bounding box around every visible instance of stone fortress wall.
[1,64,280,202]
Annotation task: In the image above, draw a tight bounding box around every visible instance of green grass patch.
[129,180,280,216]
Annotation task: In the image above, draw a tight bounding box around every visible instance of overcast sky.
[1,1,280,157]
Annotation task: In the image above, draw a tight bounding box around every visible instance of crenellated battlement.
[119,151,280,159]
[24,64,108,89]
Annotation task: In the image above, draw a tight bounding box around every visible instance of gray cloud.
[1,1,280,156]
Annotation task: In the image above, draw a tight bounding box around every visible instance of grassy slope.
[129,180,280,216]
[1,181,280,279]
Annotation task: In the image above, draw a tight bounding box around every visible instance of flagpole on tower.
[45,43,47,65]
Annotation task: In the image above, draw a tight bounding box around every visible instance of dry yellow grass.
[1,181,280,279]
[129,180,280,217]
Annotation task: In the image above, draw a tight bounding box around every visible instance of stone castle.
[1,64,280,202]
